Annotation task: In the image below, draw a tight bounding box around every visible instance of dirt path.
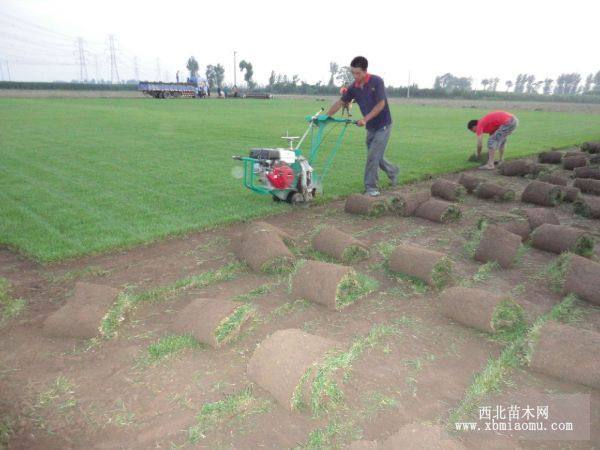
[1,160,599,449]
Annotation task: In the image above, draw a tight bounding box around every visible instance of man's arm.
[358,99,385,126]
[326,99,345,117]
[476,134,483,156]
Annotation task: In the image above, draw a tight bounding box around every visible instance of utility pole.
[77,37,88,82]
[233,51,237,87]
[108,34,120,84]
[407,70,411,99]
[133,56,139,81]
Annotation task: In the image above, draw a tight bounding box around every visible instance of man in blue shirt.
[327,56,398,196]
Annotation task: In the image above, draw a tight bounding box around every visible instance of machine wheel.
[290,193,304,205]
[272,195,282,202]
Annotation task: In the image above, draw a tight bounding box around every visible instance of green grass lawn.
[1,97,600,262]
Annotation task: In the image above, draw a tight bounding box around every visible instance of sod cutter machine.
[233,109,357,204]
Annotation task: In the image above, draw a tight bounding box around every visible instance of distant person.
[326,56,399,197]
[468,111,519,170]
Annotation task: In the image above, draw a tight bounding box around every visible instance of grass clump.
[341,245,370,264]
[441,205,462,223]
[0,278,26,325]
[573,199,592,218]
[431,257,453,290]
[473,261,499,283]
[145,334,204,364]
[463,219,487,258]
[0,415,14,449]
[541,253,571,292]
[261,256,296,275]
[233,283,273,302]
[188,386,270,443]
[574,234,595,258]
[214,304,255,345]
[335,272,379,310]
[491,298,527,341]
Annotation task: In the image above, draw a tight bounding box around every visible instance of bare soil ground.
[1,159,599,449]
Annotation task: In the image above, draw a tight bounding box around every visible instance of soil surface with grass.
[1,157,599,449]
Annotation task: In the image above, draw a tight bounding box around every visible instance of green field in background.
[1,97,599,261]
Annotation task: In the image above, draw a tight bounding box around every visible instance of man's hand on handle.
[356,119,366,127]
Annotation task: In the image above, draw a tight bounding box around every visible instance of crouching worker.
[468,111,519,170]
[326,56,399,196]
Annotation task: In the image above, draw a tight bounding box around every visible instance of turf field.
[1,97,599,261]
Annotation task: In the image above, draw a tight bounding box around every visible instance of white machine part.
[274,149,297,164]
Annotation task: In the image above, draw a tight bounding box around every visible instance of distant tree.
[214,64,225,89]
[525,75,536,94]
[505,80,513,92]
[434,73,472,91]
[481,79,489,91]
[268,70,276,87]
[328,62,339,87]
[205,65,216,90]
[593,71,600,92]
[584,74,593,92]
[543,78,553,95]
[514,74,527,94]
[554,73,581,95]
[336,66,353,85]
[186,56,199,78]
[239,60,255,88]
[490,77,500,91]
[291,74,300,86]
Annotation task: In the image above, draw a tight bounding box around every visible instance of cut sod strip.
[312,226,370,264]
[414,199,461,224]
[291,260,378,310]
[524,208,559,230]
[573,166,600,179]
[458,173,483,193]
[145,334,204,364]
[528,321,600,390]
[347,422,466,450]
[0,277,26,325]
[473,223,523,269]
[385,190,430,216]
[547,253,600,306]
[388,243,453,290]
[573,177,600,195]
[172,298,255,348]
[520,180,563,207]
[235,222,295,274]
[538,150,563,164]
[562,154,588,170]
[474,182,515,202]
[538,172,568,186]
[439,287,527,337]
[430,179,466,202]
[531,223,595,257]
[247,329,340,412]
[43,282,119,339]
[344,194,387,217]
[562,186,582,203]
[100,262,244,338]
[574,196,600,219]
[581,141,600,153]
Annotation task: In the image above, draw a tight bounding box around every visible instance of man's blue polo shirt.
[341,74,392,131]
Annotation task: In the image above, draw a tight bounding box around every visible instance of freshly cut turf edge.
[214,303,256,345]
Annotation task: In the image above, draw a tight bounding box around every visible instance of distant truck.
[138,81,205,99]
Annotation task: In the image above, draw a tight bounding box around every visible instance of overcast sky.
[0,0,598,88]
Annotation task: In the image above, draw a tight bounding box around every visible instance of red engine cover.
[267,164,295,190]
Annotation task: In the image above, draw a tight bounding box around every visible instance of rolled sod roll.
[388,244,453,289]
[414,199,461,223]
[574,196,600,219]
[531,224,594,257]
[439,287,526,335]
[344,194,387,217]
[172,298,254,347]
[520,181,563,206]
[525,208,559,230]
[562,154,588,170]
[581,141,600,153]
[501,220,531,242]
[590,154,600,165]
[499,159,538,176]
[573,177,600,195]
[291,260,377,310]
[557,253,600,306]
[236,222,294,273]
[474,182,515,202]
[563,150,587,159]
[247,329,339,410]
[430,179,466,202]
[458,173,483,193]
[573,166,600,180]
[562,186,581,203]
[312,226,369,263]
[42,282,119,339]
[538,173,568,186]
[538,150,563,164]
[474,224,522,268]
[529,321,600,389]
[386,190,430,216]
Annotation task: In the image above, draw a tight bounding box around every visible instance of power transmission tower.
[5,61,10,81]
[0,61,4,81]
[108,34,120,84]
[77,37,88,82]
[133,56,139,81]
[155,58,161,81]
[94,54,100,82]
